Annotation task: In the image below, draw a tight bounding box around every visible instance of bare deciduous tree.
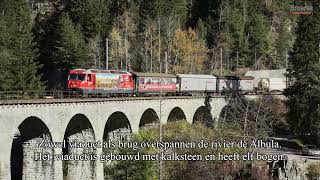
[88,35,103,69]
[219,93,287,138]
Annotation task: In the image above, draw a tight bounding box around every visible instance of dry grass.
[307,163,320,179]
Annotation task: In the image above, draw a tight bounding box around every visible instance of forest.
[1,0,320,146]
[0,0,296,90]
[1,1,320,178]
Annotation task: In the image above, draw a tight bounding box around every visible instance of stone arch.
[103,111,132,142]
[218,105,234,125]
[193,106,213,127]
[11,116,54,180]
[103,112,132,179]
[139,108,159,129]
[62,114,96,180]
[167,107,187,122]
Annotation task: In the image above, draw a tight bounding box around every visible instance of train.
[67,69,288,96]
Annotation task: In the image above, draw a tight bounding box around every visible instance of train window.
[68,74,85,81]
[87,74,91,81]
[78,74,86,81]
[68,74,77,80]
[139,78,145,84]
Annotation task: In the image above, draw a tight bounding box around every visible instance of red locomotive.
[67,69,134,94]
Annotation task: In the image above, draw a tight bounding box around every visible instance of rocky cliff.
[269,157,320,180]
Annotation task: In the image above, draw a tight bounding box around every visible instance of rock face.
[10,132,55,180]
[269,157,320,180]
[107,128,132,143]
[23,137,55,180]
[63,129,96,180]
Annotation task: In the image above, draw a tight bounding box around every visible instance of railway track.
[0,96,228,105]
[0,90,285,105]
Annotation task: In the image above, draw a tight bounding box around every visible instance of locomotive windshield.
[68,74,86,81]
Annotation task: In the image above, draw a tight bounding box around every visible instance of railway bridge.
[0,96,228,180]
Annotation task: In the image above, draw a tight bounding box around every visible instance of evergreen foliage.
[285,2,320,142]
[0,0,44,92]
[32,6,62,89]
[66,0,111,39]
[0,0,298,90]
[55,13,89,72]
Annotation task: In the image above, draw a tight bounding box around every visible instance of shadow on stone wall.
[167,107,187,122]
[193,96,214,127]
[11,117,54,180]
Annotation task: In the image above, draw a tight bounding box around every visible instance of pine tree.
[0,17,11,91]
[55,13,89,73]
[247,1,270,68]
[285,2,320,143]
[0,0,44,92]
[196,19,207,42]
[225,0,247,67]
[32,5,62,90]
[66,0,111,39]
[274,19,291,68]
[271,1,295,69]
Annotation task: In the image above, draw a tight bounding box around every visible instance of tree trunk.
[158,17,161,73]
[150,26,153,73]
[125,13,128,71]
[220,48,223,76]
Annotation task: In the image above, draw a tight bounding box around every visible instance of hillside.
[1,0,297,90]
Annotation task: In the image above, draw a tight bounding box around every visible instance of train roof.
[216,75,254,80]
[216,75,238,79]
[177,74,217,78]
[131,72,176,78]
[238,76,254,80]
[245,69,286,78]
[70,69,130,74]
[88,69,130,74]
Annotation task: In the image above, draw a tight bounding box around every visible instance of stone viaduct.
[0,96,227,180]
